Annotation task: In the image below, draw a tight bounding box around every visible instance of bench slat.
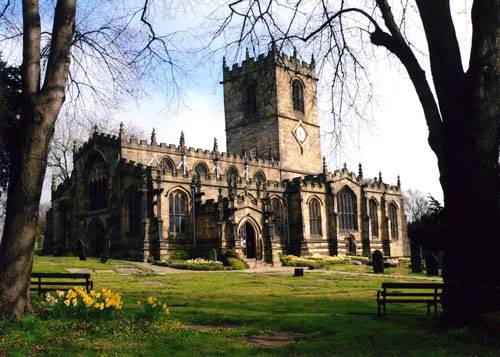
[383,292,440,297]
[32,272,91,279]
[384,299,440,303]
[30,281,88,286]
[381,282,443,289]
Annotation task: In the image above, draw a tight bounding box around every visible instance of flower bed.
[154,258,230,271]
[281,255,369,269]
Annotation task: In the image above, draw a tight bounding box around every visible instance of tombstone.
[76,239,87,261]
[100,240,110,263]
[294,268,304,277]
[372,250,385,274]
[425,254,439,276]
[410,244,423,273]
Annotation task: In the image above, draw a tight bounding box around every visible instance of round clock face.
[296,127,306,142]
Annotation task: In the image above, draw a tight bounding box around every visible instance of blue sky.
[42,1,475,204]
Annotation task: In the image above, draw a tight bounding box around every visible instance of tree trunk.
[0,94,61,318]
[0,0,76,318]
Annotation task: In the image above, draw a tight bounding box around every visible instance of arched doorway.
[239,221,257,259]
[88,219,106,256]
[345,236,357,256]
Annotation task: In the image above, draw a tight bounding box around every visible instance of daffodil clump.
[137,296,170,321]
[185,258,223,266]
[45,288,123,318]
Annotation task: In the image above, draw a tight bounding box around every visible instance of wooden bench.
[31,272,93,296]
[377,282,444,316]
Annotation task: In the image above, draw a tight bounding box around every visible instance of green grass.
[1,256,499,356]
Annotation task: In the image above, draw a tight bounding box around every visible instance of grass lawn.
[1,256,498,356]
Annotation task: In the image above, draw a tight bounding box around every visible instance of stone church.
[46,48,409,264]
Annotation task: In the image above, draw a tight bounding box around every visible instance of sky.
[40,1,474,204]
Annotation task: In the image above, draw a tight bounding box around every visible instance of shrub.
[170,250,190,260]
[227,257,247,270]
[44,288,123,318]
[137,296,170,321]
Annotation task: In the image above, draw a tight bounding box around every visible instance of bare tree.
[0,0,188,318]
[48,114,146,183]
[403,189,430,223]
[217,0,499,323]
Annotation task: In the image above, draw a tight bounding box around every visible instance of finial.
[218,186,223,197]
[374,177,378,183]
[269,147,273,161]
[119,122,124,139]
[358,163,363,177]
[213,137,219,153]
[151,128,156,144]
[397,174,401,188]
[51,176,57,191]
[222,56,227,68]
[310,53,315,68]
[73,140,78,153]
[179,131,185,147]
[378,171,383,183]
[343,162,347,170]
[245,47,250,59]
[322,156,327,175]
[93,124,98,133]
[292,47,297,58]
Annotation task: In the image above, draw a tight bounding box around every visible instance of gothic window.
[246,84,257,115]
[309,198,322,236]
[369,199,379,237]
[254,170,266,184]
[389,203,399,240]
[193,162,208,177]
[271,197,285,236]
[227,166,239,180]
[87,154,107,211]
[160,156,174,173]
[338,186,357,230]
[169,190,188,234]
[292,79,304,112]
[123,188,141,235]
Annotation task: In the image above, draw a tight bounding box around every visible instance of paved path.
[131,262,442,281]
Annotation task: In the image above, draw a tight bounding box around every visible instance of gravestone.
[372,250,385,274]
[100,240,110,263]
[76,239,86,261]
[425,254,439,276]
[208,248,218,261]
[294,268,304,277]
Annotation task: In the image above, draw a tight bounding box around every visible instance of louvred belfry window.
[292,80,304,112]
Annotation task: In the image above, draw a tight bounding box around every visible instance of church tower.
[222,48,322,179]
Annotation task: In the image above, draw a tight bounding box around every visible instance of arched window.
[169,190,188,234]
[193,162,208,177]
[338,187,357,230]
[87,154,107,211]
[271,198,285,236]
[389,203,399,240]
[292,80,304,112]
[227,166,239,180]
[254,170,266,184]
[123,188,141,235]
[309,198,322,236]
[369,199,379,237]
[246,84,257,115]
[160,156,174,173]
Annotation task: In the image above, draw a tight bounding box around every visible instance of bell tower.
[222,48,322,178]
